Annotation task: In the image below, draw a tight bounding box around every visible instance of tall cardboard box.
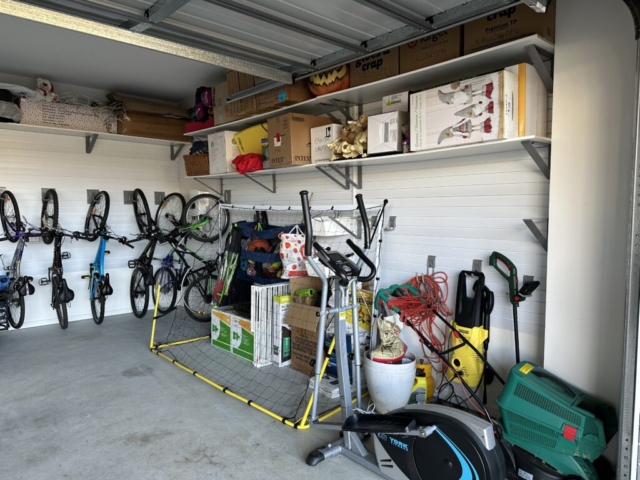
[285,277,324,376]
[214,82,241,125]
[272,294,292,367]
[463,2,556,55]
[410,69,517,152]
[255,81,313,113]
[225,71,257,118]
[268,113,332,168]
[310,123,342,163]
[350,48,399,88]
[399,27,462,74]
[208,131,239,174]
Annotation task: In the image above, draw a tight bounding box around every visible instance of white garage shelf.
[186,35,555,137]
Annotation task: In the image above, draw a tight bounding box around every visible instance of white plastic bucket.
[364,351,416,413]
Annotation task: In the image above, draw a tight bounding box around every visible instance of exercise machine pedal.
[343,414,417,434]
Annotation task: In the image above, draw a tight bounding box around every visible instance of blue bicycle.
[81,191,132,324]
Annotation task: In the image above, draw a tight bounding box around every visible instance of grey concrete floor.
[0,314,374,480]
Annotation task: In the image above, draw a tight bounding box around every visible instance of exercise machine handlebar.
[300,190,313,257]
[355,194,370,250]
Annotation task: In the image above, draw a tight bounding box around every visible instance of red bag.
[233,153,264,174]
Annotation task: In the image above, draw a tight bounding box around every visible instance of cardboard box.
[268,113,332,168]
[349,48,399,88]
[310,124,342,163]
[107,92,189,119]
[273,294,292,367]
[118,112,187,142]
[410,69,517,152]
[382,92,409,114]
[463,2,556,55]
[399,27,462,74]
[505,63,548,137]
[255,81,313,113]
[367,111,409,155]
[211,307,270,366]
[214,82,241,125]
[20,99,117,133]
[208,131,239,174]
[285,277,324,376]
[234,123,268,155]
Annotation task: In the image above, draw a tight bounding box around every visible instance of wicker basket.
[184,154,209,176]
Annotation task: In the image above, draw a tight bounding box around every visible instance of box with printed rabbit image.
[410,63,547,152]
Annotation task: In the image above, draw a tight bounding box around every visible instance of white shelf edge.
[0,122,190,146]
[186,135,551,180]
[186,34,555,138]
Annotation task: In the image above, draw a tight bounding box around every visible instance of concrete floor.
[0,314,373,480]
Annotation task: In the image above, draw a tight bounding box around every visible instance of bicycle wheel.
[7,291,25,329]
[91,292,105,325]
[130,267,149,318]
[155,193,185,234]
[181,194,229,243]
[85,191,110,241]
[132,189,152,235]
[41,189,59,246]
[184,272,216,322]
[152,268,177,313]
[0,190,23,242]
[52,277,68,330]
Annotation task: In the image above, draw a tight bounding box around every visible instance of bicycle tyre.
[184,272,216,322]
[181,194,229,243]
[41,189,59,246]
[152,268,177,313]
[132,189,152,235]
[91,292,105,325]
[130,266,149,318]
[8,291,25,329]
[155,193,185,235]
[52,276,68,329]
[85,191,110,241]
[0,190,23,242]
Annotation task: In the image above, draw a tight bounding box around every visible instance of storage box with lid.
[268,113,332,168]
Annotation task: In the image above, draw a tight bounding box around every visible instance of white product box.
[310,123,342,163]
[382,92,409,113]
[208,131,240,174]
[410,69,517,152]
[272,294,292,367]
[250,283,290,368]
[504,63,548,137]
[367,111,409,155]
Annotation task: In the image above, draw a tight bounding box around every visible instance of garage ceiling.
[0,0,548,102]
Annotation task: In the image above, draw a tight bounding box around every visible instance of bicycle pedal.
[127,260,137,269]
[39,278,50,286]
[81,275,90,280]
[61,252,71,260]
[105,251,110,255]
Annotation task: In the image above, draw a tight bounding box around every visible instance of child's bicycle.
[79,191,133,324]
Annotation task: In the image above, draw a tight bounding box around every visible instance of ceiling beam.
[122,0,192,33]
[350,0,431,32]
[0,0,293,83]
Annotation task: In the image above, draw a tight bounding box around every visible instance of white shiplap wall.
[0,128,180,328]
[181,96,551,384]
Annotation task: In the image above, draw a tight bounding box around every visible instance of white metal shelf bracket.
[522,140,551,179]
[523,219,548,251]
[244,174,276,193]
[524,44,554,94]
[315,165,362,190]
[327,99,354,122]
[193,178,230,202]
[170,144,185,161]
[85,134,98,154]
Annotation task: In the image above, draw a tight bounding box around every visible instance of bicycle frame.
[89,236,107,301]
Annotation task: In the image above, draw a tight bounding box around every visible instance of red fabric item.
[184,118,214,133]
[233,153,264,174]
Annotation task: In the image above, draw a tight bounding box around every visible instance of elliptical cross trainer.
[300,191,506,480]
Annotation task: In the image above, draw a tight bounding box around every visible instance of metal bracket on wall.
[522,140,551,179]
[384,216,396,231]
[427,255,436,276]
[327,99,354,122]
[472,259,482,272]
[524,44,554,94]
[317,102,342,124]
[193,178,231,202]
[41,188,55,201]
[85,134,98,154]
[154,191,165,205]
[315,165,362,190]
[123,190,134,205]
[86,189,99,204]
[523,219,548,251]
[170,144,185,161]
[244,174,276,193]
[523,275,536,285]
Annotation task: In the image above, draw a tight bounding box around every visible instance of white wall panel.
[0,128,181,328]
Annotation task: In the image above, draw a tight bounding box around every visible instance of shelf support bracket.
[525,44,554,94]
[193,178,230,202]
[328,99,354,122]
[244,174,276,193]
[317,103,342,124]
[85,134,98,154]
[522,141,550,179]
[170,144,185,161]
[523,219,548,251]
[315,165,362,190]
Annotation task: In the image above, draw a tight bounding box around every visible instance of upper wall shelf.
[0,122,190,160]
[186,35,555,137]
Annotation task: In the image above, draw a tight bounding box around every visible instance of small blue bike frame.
[89,236,107,300]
